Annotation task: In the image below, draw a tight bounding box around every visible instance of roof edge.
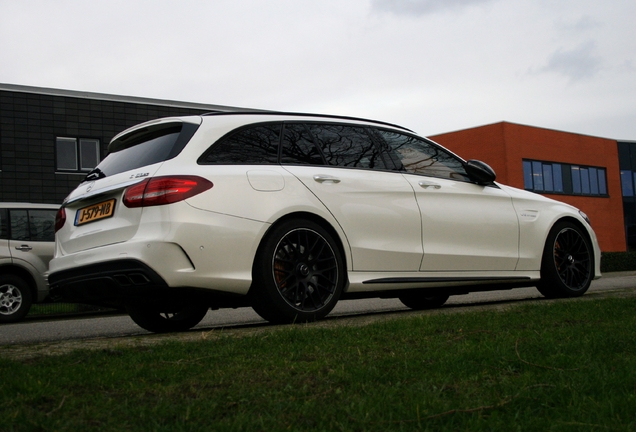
[201,110,413,132]
[0,82,253,112]
[429,120,616,141]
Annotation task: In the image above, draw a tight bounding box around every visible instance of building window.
[56,137,100,172]
[523,159,607,197]
[621,170,635,197]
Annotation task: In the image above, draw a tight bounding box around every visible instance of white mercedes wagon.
[48,112,601,333]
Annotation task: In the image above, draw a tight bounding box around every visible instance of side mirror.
[465,159,496,184]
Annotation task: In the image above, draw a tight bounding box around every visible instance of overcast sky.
[1,0,635,140]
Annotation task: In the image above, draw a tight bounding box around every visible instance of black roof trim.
[201,110,413,132]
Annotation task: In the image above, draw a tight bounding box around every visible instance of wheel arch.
[250,211,350,286]
[536,215,597,298]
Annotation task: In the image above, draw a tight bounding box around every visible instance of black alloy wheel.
[537,221,593,298]
[251,219,345,324]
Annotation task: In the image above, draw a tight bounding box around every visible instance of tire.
[251,219,345,324]
[126,303,209,333]
[399,291,449,310]
[0,275,33,323]
[536,221,593,299]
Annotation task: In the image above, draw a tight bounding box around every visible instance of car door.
[281,122,423,271]
[376,129,520,272]
[7,209,56,279]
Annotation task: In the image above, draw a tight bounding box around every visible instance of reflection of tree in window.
[378,131,469,181]
[203,124,281,164]
[281,124,324,165]
[9,210,29,240]
[29,210,56,241]
[308,125,387,169]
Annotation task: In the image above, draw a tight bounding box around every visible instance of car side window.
[6,209,56,242]
[28,210,56,242]
[9,210,29,241]
[281,123,325,166]
[307,124,388,169]
[199,123,281,165]
[377,130,470,181]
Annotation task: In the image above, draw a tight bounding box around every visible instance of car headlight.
[579,210,591,225]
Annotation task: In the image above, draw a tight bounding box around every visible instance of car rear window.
[92,122,199,178]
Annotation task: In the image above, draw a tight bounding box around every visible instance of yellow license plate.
[75,199,116,226]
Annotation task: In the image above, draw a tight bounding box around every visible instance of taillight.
[123,176,213,208]
[54,207,66,233]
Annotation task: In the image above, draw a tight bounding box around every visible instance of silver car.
[0,202,58,323]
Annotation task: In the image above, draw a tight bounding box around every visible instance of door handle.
[15,245,32,252]
[418,180,441,189]
[313,175,341,184]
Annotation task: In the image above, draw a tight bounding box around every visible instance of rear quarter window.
[199,123,281,165]
[27,210,57,242]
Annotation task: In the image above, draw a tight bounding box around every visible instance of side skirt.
[362,276,532,285]
[341,277,536,300]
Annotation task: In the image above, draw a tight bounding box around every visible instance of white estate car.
[49,112,601,333]
[1,202,58,322]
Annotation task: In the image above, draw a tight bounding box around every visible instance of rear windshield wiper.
[84,168,106,181]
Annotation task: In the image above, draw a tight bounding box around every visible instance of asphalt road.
[1,272,635,347]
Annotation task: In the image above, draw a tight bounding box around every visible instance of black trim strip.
[363,276,532,285]
[201,110,413,132]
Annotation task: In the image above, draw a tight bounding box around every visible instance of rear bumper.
[51,229,256,296]
[48,259,250,310]
[48,259,170,308]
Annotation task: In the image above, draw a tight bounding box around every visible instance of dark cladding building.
[1,83,635,251]
[0,83,243,205]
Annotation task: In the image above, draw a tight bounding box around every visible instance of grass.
[2,297,635,431]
